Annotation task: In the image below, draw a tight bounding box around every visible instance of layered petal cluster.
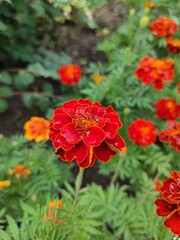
[0,180,11,190]
[154,171,180,235]
[166,38,180,54]
[9,164,31,179]
[154,98,180,120]
[149,17,178,38]
[135,57,175,90]
[158,121,180,152]
[128,118,156,146]
[24,117,49,142]
[49,99,126,168]
[58,64,82,86]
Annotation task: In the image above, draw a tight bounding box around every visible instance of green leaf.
[14,71,35,90]
[0,99,9,113]
[27,63,50,77]
[0,20,7,31]
[0,72,12,84]
[20,202,37,216]
[37,96,51,112]
[6,215,20,240]
[42,82,54,94]
[21,94,36,109]
[0,86,12,97]
[0,230,11,240]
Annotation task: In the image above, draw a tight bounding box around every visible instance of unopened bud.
[123,107,131,115]
[129,8,135,17]
[140,16,149,28]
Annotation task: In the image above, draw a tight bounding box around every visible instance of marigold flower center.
[73,115,97,130]
[141,126,151,134]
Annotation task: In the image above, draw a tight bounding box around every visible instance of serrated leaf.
[0,99,9,113]
[20,202,37,216]
[0,72,12,84]
[0,86,12,97]
[6,215,20,240]
[0,230,11,240]
[14,71,35,90]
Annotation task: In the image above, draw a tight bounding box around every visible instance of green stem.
[111,153,125,184]
[73,167,84,207]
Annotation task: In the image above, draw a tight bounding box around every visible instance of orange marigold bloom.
[44,199,66,225]
[149,17,178,38]
[154,98,180,120]
[24,117,49,142]
[128,118,156,146]
[158,121,180,152]
[91,74,106,86]
[9,164,31,179]
[58,64,82,86]
[135,57,175,90]
[166,38,180,54]
[144,2,155,9]
[0,180,11,190]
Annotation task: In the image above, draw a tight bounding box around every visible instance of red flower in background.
[166,38,180,54]
[135,57,174,90]
[128,118,156,146]
[149,17,178,38]
[158,121,180,152]
[177,81,180,94]
[58,64,82,86]
[154,171,180,235]
[49,99,126,168]
[154,98,180,120]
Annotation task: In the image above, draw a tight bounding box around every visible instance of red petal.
[83,126,106,147]
[154,198,177,216]
[77,147,96,168]
[53,134,73,151]
[61,123,81,144]
[78,99,92,105]
[91,106,105,119]
[53,114,71,129]
[94,142,116,162]
[103,122,118,138]
[164,211,180,235]
[65,141,88,163]
[105,107,122,127]
[106,134,126,150]
[62,99,78,109]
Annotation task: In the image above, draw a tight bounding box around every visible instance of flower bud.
[123,107,131,115]
[129,8,135,17]
[140,16,149,28]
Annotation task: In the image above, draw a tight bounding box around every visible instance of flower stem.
[111,152,125,184]
[73,167,84,207]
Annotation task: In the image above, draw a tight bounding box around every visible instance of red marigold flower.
[128,118,156,146]
[177,81,180,94]
[9,164,31,179]
[24,117,49,142]
[49,98,126,168]
[154,171,180,235]
[158,120,180,152]
[166,38,180,54]
[58,64,82,86]
[149,17,178,38]
[135,57,175,90]
[154,98,180,120]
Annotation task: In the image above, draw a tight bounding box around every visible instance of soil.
[0,0,125,186]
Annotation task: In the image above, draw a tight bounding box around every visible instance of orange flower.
[144,2,155,9]
[154,98,180,120]
[24,117,49,142]
[58,64,82,86]
[158,121,180,152]
[91,74,106,85]
[135,57,175,90]
[166,38,180,54]
[0,180,11,190]
[128,118,156,146]
[44,199,66,225]
[149,17,178,38]
[9,164,31,179]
